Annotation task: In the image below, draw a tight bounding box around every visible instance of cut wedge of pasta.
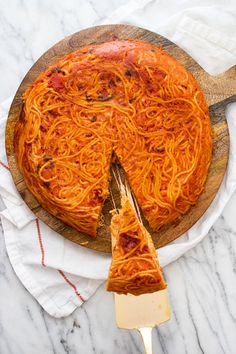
[107,196,166,295]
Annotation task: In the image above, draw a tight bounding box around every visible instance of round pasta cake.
[15,39,212,237]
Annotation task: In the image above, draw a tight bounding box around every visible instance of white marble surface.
[0,1,236,353]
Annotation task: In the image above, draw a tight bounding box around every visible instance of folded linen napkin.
[1,1,236,317]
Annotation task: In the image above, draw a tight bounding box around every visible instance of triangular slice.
[107,196,166,295]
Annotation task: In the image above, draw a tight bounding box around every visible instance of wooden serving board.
[6,24,236,253]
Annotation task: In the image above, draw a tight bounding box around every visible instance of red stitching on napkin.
[35,219,46,267]
[58,270,85,302]
[0,160,10,170]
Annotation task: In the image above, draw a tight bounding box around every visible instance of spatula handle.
[139,327,152,354]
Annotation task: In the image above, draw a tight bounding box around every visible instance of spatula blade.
[115,289,170,330]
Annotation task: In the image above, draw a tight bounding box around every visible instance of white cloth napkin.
[1,1,236,317]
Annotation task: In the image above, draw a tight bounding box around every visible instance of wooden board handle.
[197,66,236,106]
[209,94,236,130]
[209,94,236,110]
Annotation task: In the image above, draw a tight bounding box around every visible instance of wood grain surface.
[5,24,236,253]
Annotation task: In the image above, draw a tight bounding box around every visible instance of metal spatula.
[115,291,170,354]
[110,167,171,354]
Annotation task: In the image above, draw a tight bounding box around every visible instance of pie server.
[114,290,171,354]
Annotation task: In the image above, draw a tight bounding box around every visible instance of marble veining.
[0,0,236,353]
[1,198,236,354]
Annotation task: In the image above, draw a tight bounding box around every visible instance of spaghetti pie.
[15,39,212,237]
[107,196,166,295]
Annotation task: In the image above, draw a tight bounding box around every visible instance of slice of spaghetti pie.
[107,197,166,295]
